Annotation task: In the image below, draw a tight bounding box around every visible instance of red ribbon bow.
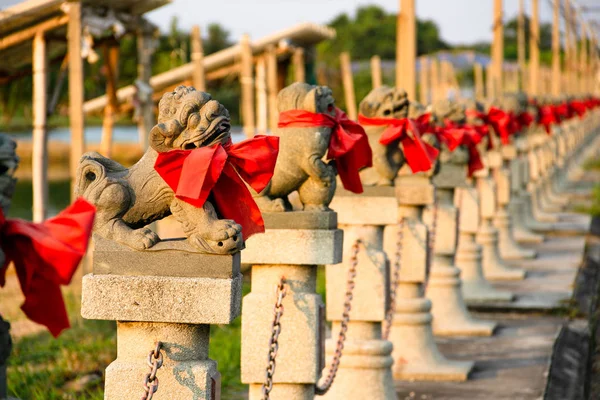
[486,107,518,145]
[278,108,372,193]
[0,198,96,337]
[357,114,439,173]
[569,101,587,118]
[154,135,280,239]
[438,125,484,177]
[538,105,558,134]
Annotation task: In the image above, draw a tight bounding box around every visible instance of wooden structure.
[397,0,416,99]
[0,0,169,221]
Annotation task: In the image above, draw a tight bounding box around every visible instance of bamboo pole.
[486,63,495,100]
[474,63,484,101]
[266,45,279,133]
[293,47,305,83]
[137,29,154,149]
[68,0,85,190]
[440,60,450,100]
[529,0,540,95]
[101,44,119,157]
[0,15,69,52]
[580,23,588,94]
[518,0,526,91]
[419,57,429,104]
[191,25,206,91]
[492,0,504,96]
[256,57,268,135]
[371,55,382,89]
[430,58,440,103]
[240,34,255,137]
[551,0,561,96]
[32,32,47,222]
[340,52,357,120]
[397,0,416,99]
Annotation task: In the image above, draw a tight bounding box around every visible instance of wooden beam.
[492,0,504,96]
[101,45,119,158]
[32,31,47,222]
[293,47,305,83]
[0,15,69,52]
[419,57,429,104]
[397,0,416,99]
[137,29,154,149]
[340,52,357,120]
[430,58,440,103]
[580,24,588,94]
[474,63,484,101]
[240,34,255,137]
[529,0,540,95]
[518,0,526,91]
[68,1,84,190]
[256,57,268,135]
[266,45,279,133]
[486,62,495,99]
[551,0,561,96]
[191,25,206,91]
[371,55,382,89]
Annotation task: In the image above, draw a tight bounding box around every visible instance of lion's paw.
[189,219,244,254]
[119,227,160,250]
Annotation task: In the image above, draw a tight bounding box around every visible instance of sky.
[145,0,557,46]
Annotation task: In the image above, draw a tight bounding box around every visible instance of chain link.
[261,276,287,400]
[141,342,163,400]
[315,239,361,396]
[382,219,404,341]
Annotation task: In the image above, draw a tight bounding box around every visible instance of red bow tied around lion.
[357,114,439,173]
[463,110,494,150]
[538,105,558,134]
[486,107,519,145]
[154,135,280,239]
[0,198,96,337]
[278,107,372,193]
[569,101,587,118]
[439,126,484,177]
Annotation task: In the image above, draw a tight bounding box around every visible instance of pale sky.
[145,0,557,46]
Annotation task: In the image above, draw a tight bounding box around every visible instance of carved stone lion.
[431,99,470,166]
[74,86,243,254]
[252,82,337,211]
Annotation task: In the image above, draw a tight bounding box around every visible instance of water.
[10,179,71,220]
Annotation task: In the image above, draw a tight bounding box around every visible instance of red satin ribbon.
[538,105,558,134]
[278,108,372,193]
[569,101,587,118]
[464,110,494,149]
[486,107,518,145]
[515,112,534,130]
[438,124,484,177]
[357,114,439,173]
[154,135,280,238]
[0,198,96,337]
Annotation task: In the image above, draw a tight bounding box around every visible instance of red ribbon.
[438,125,484,177]
[538,105,558,134]
[486,107,518,145]
[278,108,372,193]
[0,199,96,337]
[154,135,280,239]
[569,101,587,118]
[357,114,439,173]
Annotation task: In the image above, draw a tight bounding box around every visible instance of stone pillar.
[455,186,514,304]
[474,163,526,281]
[384,177,473,381]
[494,145,537,259]
[241,212,342,400]
[81,236,241,399]
[423,165,496,337]
[325,190,399,399]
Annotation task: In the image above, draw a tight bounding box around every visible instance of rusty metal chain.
[141,341,164,400]
[261,276,287,400]
[425,187,439,287]
[315,239,361,396]
[382,219,404,341]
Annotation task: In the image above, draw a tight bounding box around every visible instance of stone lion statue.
[74,86,243,254]
[430,99,470,168]
[252,82,337,212]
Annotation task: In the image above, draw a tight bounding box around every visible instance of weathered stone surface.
[384,219,428,283]
[395,176,435,205]
[432,164,468,189]
[334,185,396,197]
[262,211,337,230]
[81,273,242,324]
[74,86,244,255]
[330,195,398,225]
[242,229,343,265]
[92,235,240,279]
[502,144,518,160]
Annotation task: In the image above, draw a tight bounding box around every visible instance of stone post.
[325,188,399,399]
[495,144,537,259]
[241,212,342,400]
[81,236,242,399]
[475,153,526,281]
[455,184,514,304]
[384,175,473,381]
[423,164,496,337]
[526,131,559,226]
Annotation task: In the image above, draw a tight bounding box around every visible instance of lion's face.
[359,86,409,119]
[432,99,466,125]
[150,86,232,153]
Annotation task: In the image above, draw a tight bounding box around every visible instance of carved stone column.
[241,213,342,400]
[82,237,241,399]
[384,176,473,382]
[423,164,496,336]
[324,189,397,399]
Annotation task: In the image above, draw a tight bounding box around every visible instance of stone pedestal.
[423,187,496,337]
[241,213,342,400]
[527,149,559,224]
[318,193,396,399]
[383,178,473,382]
[454,187,514,304]
[81,236,242,400]
[475,173,526,281]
